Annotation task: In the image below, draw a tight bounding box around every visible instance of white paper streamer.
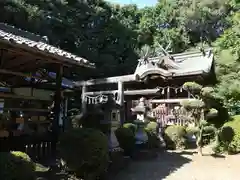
[85,94,108,104]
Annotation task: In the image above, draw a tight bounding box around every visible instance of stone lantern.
[131,97,149,122]
[131,97,149,144]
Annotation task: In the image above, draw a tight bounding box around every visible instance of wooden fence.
[0,133,54,161]
[151,104,191,127]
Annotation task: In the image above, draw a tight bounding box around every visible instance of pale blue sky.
[106,0,158,8]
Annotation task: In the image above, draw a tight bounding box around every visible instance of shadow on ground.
[113,150,193,180]
[35,150,195,180]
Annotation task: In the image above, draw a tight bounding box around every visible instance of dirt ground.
[113,147,240,180]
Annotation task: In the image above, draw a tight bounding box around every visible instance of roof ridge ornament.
[156,42,180,69]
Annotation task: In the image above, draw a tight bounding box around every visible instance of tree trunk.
[197,127,203,156]
[198,146,203,155]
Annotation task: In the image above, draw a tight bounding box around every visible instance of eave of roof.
[0,23,95,68]
[136,48,214,78]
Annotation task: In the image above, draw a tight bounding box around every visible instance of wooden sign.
[16,118,24,124]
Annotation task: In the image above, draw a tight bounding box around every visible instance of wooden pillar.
[52,65,63,154]
[64,97,68,117]
[117,81,125,124]
[63,97,68,131]
[81,84,87,113]
[166,86,170,115]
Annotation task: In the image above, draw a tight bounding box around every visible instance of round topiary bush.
[115,127,135,156]
[58,128,109,180]
[145,122,159,149]
[0,151,35,180]
[145,122,158,134]
[123,123,137,134]
[186,126,199,136]
[219,116,240,154]
[220,126,235,143]
[164,125,187,150]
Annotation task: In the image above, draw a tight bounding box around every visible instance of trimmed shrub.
[186,126,199,136]
[218,115,240,153]
[123,123,137,134]
[202,125,216,145]
[164,125,187,150]
[0,151,35,180]
[182,82,203,92]
[58,128,109,179]
[220,126,235,143]
[145,122,158,134]
[145,122,159,149]
[115,127,135,155]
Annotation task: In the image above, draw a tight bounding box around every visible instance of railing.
[0,133,54,161]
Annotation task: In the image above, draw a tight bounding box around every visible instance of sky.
[106,0,158,8]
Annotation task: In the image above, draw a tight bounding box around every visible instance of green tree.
[213,12,240,115]
[181,82,225,155]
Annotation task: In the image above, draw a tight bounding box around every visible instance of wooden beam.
[74,74,136,87]
[52,64,63,155]
[4,57,32,69]
[85,88,160,96]
[0,46,52,65]
[150,98,195,104]
[0,49,4,68]
[81,84,87,113]
[0,92,50,101]
[1,107,49,112]
[75,71,205,87]
[0,69,45,80]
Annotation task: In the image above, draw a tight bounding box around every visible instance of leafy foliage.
[183,82,203,92]
[145,121,158,134]
[0,0,237,80]
[0,151,35,180]
[115,126,136,155]
[213,12,240,114]
[58,128,109,179]
[145,122,160,149]
[163,125,187,150]
[123,123,137,134]
[181,81,229,154]
[220,115,240,153]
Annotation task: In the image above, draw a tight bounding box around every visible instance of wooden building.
[0,23,94,159]
[75,48,215,125]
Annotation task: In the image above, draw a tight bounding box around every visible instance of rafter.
[0,69,45,80]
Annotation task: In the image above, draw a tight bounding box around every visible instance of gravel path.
[113,147,240,180]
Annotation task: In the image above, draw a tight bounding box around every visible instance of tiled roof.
[75,49,214,86]
[0,23,94,68]
[135,48,214,78]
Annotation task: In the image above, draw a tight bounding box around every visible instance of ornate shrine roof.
[134,49,213,80]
